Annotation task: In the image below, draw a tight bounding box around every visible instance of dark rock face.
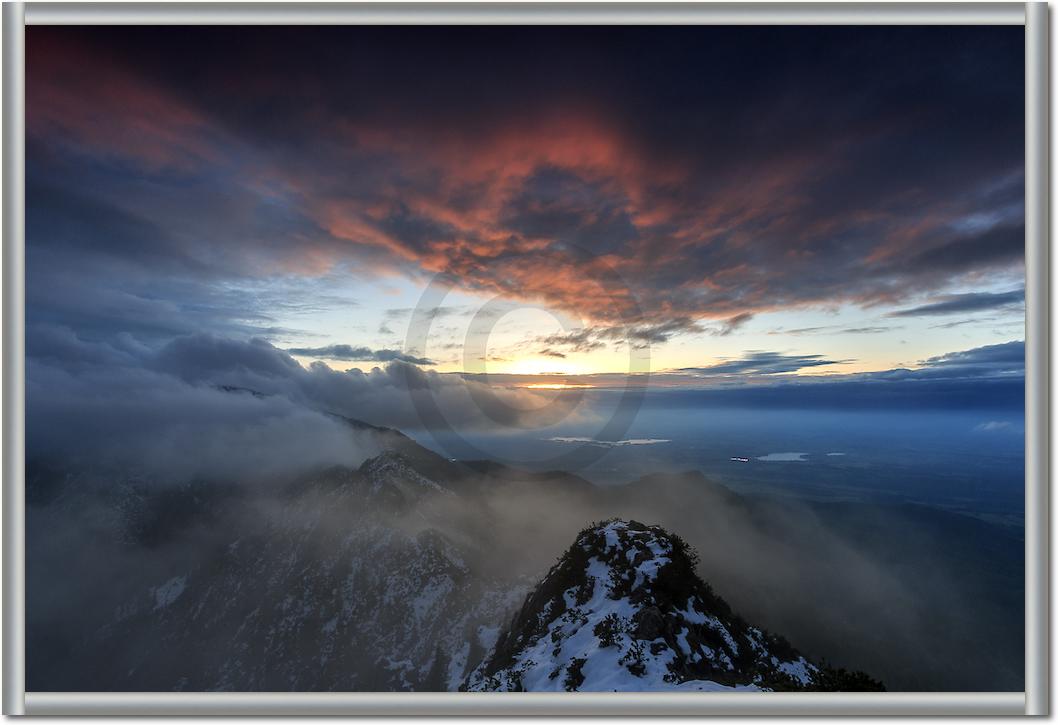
[633,606,666,641]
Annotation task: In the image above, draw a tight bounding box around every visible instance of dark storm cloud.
[286,344,435,366]
[498,166,640,254]
[875,340,1024,381]
[26,330,584,479]
[889,289,1025,317]
[27,346,380,482]
[677,351,850,376]
[152,335,569,431]
[25,25,1024,347]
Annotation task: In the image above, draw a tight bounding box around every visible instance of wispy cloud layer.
[286,344,434,366]
[677,352,850,376]
[889,289,1024,318]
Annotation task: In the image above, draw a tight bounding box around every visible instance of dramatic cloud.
[286,344,434,366]
[26,26,1024,346]
[889,289,1024,317]
[27,361,380,483]
[21,28,1027,700]
[26,329,593,479]
[895,340,1025,380]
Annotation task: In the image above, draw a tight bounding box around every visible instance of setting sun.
[522,382,595,390]
[502,358,584,376]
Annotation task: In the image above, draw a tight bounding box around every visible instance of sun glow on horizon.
[522,382,596,390]
[500,357,586,376]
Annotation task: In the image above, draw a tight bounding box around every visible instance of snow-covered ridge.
[465,519,832,692]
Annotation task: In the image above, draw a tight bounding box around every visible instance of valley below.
[26,411,1023,693]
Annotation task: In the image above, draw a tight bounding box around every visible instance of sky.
[25,26,1024,394]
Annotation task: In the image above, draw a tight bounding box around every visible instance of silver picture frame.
[2,1,1049,716]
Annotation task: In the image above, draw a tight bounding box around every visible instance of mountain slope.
[30,451,529,691]
[465,519,883,692]
[34,406,1005,692]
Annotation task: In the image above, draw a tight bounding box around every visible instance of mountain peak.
[358,451,451,506]
[465,519,882,692]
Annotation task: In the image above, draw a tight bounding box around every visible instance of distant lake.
[757,452,809,461]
